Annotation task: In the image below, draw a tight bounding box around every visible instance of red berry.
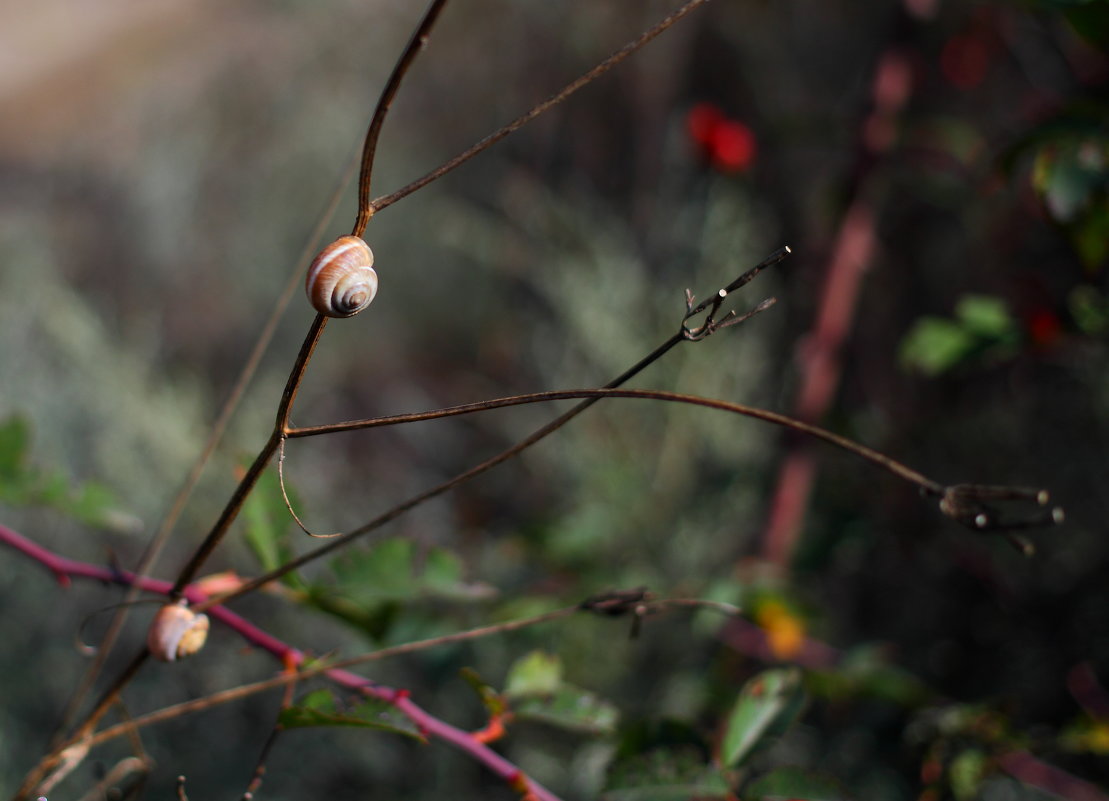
[709,120,757,172]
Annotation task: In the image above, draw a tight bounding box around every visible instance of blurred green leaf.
[745,766,849,800]
[807,645,930,707]
[1068,285,1109,334]
[333,538,415,603]
[721,667,807,768]
[955,295,1015,338]
[0,415,29,481]
[279,688,425,741]
[603,745,731,801]
[240,467,290,575]
[0,413,132,531]
[68,482,118,525]
[1072,199,1109,271]
[239,465,310,591]
[328,538,494,608]
[899,318,975,375]
[900,295,1019,375]
[512,684,619,735]
[505,650,563,696]
[949,748,987,801]
[501,651,619,734]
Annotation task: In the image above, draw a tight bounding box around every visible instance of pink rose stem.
[759,44,915,566]
[0,523,562,801]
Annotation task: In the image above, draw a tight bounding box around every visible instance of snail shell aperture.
[147,601,209,662]
[305,235,378,318]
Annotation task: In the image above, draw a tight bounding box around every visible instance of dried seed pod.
[305,235,378,318]
[147,601,209,662]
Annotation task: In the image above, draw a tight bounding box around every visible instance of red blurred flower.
[687,102,757,173]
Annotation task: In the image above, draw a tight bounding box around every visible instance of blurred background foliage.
[0,0,1107,798]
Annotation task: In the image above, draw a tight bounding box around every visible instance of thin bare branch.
[202,383,963,612]
[368,0,712,215]
[171,314,328,595]
[352,0,453,237]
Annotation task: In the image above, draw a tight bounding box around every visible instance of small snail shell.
[147,601,209,662]
[305,235,378,318]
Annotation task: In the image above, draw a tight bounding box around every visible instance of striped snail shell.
[305,235,378,318]
[147,601,209,662]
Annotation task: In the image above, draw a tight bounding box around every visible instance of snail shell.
[148,601,209,662]
[305,236,378,318]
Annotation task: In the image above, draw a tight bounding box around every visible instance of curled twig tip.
[939,483,1063,540]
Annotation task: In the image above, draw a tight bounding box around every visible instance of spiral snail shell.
[147,601,209,662]
[305,235,378,318]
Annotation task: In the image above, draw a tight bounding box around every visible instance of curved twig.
[368,0,711,216]
[352,0,453,238]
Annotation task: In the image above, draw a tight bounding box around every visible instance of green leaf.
[240,466,294,578]
[331,538,420,604]
[0,414,131,532]
[1072,199,1109,271]
[279,688,425,741]
[505,650,563,696]
[806,644,930,706]
[603,745,732,801]
[746,766,849,800]
[954,295,1015,338]
[66,481,119,526]
[721,668,807,768]
[899,318,975,375]
[512,684,619,735]
[0,415,29,481]
[950,748,987,801]
[328,539,494,608]
[900,295,1019,376]
[499,650,618,734]
[422,546,496,600]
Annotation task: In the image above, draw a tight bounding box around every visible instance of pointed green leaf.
[721,668,807,768]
